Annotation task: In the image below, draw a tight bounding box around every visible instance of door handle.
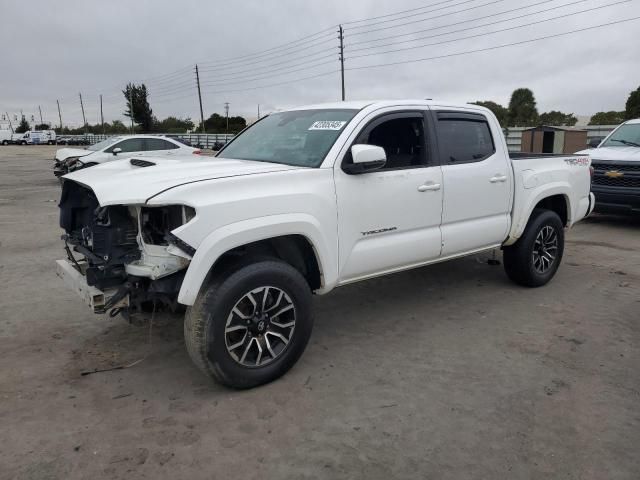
[418,183,441,192]
[489,174,507,183]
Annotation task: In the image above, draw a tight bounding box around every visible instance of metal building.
[520,126,588,154]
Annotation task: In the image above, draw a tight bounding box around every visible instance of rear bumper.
[592,186,640,214]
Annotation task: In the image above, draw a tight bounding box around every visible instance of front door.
[335,110,443,283]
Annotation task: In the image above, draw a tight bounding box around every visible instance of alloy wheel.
[224,286,296,367]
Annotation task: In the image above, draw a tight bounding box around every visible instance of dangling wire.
[80,299,156,376]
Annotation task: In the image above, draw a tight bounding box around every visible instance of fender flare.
[505,183,572,246]
[176,213,336,305]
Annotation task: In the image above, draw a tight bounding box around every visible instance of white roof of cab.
[282,99,485,112]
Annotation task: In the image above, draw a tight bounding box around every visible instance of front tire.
[503,209,565,287]
[184,259,313,389]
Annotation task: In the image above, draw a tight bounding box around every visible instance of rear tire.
[184,259,313,389]
[503,209,564,287]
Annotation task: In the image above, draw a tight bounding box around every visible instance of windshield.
[217,109,358,167]
[88,137,123,151]
[601,123,640,148]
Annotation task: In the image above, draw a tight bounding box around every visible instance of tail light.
[589,165,594,178]
[192,149,202,155]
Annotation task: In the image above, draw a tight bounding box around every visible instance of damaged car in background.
[57,100,594,389]
[54,134,200,178]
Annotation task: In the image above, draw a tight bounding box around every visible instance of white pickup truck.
[56,100,594,388]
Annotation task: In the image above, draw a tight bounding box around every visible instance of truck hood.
[575,146,640,162]
[62,156,302,205]
[55,147,93,161]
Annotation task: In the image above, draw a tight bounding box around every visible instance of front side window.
[106,138,145,153]
[601,123,640,147]
[90,137,122,151]
[438,118,495,163]
[217,109,358,167]
[356,115,426,170]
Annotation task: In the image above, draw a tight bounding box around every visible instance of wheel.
[503,209,564,287]
[21,141,27,145]
[1,140,7,145]
[184,259,313,389]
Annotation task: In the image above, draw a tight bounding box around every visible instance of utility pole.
[338,25,345,101]
[257,104,260,120]
[56,100,63,130]
[6,111,13,132]
[79,93,87,134]
[224,102,229,137]
[195,64,206,133]
[38,105,43,126]
[100,94,104,134]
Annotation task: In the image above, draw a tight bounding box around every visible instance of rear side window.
[145,138,178,151]
[437,115,495,164]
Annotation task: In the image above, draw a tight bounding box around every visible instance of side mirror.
[112,147,122,156]
[343,144,387,175]
[588,139,601,148]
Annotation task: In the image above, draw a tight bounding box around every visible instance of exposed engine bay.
[58,181,194,319]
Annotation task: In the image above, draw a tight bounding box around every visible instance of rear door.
[434,110,512,256]
[335,109,443,282]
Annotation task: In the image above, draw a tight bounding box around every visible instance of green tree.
[538,111,578,126]
[35,123,51,130]
[625,85,640,120]
[588,111,625,125]
[123,83,154,132]
[202,113,247,134]
[15,117,30,133]
[508,88,539,127]
[472,100,509,126]
[155,116,195,133]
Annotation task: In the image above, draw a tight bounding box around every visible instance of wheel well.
[209,235,322,291]
[534,195,569,226]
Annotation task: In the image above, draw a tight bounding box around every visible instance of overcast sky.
[1,0,638,127]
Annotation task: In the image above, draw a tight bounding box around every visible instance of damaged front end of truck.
[57,180,195,320]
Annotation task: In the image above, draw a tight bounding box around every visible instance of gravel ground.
[0,145,638,480]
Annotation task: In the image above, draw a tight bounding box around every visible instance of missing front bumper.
[55,259,129,314]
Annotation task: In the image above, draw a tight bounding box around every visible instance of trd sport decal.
[361,227,397,236]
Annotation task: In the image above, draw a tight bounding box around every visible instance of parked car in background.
[14,130,57,145]
[577,118,640,214]
[56,100,594,388]
[54,135,202,177]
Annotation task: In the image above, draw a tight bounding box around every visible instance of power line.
[346,0,630,58]
[342,0,461,25]
[198,34,336,70]
[345,0,571,47]
[148,51,339,98]
[347,0,510,37]
[345,16,640,71]
[347,0,505,33]
[198,27,337,68]
[197,38,337,74]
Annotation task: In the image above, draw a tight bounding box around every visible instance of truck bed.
[509,152,582,160]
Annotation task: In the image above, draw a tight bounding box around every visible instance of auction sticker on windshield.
[309,121,347,130]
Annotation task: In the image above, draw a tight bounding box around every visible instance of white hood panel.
[576,146,640,162]
[62,156,301,205]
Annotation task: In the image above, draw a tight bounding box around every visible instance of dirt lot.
[0,145,638,480]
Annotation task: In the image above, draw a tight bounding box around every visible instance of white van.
[0,130,13,145]
[16,130,57,145]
